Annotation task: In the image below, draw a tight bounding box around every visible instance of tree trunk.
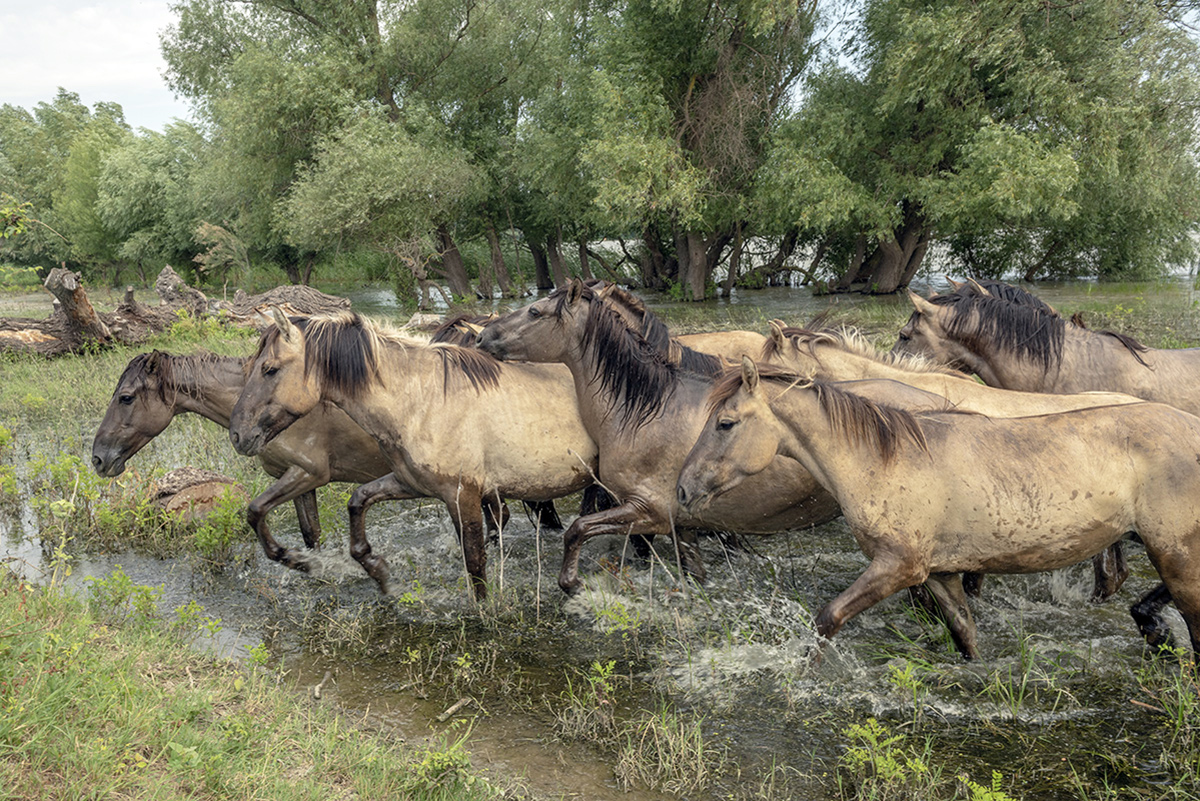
[683,231,708,301]
[437,225,473,299]
[547,230,569,287]
[859,204,931,294]
[577,240,593,281]
[836,235,869,291]
[529,241,554,290]
[724,224,743,295]
[484,221,515,297]
[45,267,112,344]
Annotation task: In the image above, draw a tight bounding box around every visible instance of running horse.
[477,279,892,596]
[894,280,1200,626]
[762,322,1145,600]
[677,358,1200,659]
[229,311,600,598]
[91,351,540,565]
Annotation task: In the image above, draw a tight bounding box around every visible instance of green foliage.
[837,718,941,801]
[614,700,729,795]
[189,487,248,564]
[86,566,164,627]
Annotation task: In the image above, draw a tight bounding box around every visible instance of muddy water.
[5,276,1200,799]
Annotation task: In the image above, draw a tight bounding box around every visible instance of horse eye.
[262,364,279,377]
[528,306,541,319]
[119,394,134,405]
[716,419,737,432]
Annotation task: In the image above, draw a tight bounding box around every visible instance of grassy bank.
[0,567,509,800]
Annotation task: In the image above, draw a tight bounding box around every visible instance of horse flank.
[709,363,930,463]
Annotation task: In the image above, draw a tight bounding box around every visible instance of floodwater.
[4,275,1200,800]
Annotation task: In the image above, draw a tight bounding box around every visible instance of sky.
[2,0,193,132]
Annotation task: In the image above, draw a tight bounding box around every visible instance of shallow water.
[5,277,1200,799]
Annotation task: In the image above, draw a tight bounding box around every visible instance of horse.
[476,279,955,598]
[91,351,397,570]
[228,310,600,598]
[893,283,1200,408]
[762,321,1146,600]
[894,280,1200,630]
[677,357,1200,659]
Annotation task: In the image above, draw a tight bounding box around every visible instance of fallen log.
[0,265,354,357]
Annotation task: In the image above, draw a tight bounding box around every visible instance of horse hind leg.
[921,573,980,660]
[347,473,420,595]
[1091,540,1129,603]
[1130,583,1175,650]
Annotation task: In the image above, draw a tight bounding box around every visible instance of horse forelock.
[299,313,382,400]
[933,293,1064,370]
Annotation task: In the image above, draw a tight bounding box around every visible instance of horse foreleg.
[526,500,563,531]
[293,490,322,549]
[348,473,419,595]
[922,573,980,660]
[559,502,664,595]
[482,495,510,541]
[814,547,926,643]
[1130,583,1175,650]
[247,466,323,571]
[1091,541,1129,603]
[445,485,488,600]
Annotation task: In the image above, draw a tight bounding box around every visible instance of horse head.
[677,357,789,513]
[476,278,589,363]
[230,307,321,457]
[91,351,178,477]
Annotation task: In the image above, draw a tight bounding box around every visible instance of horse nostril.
[230,430,240,446]
[91,455,102,469]
[677,485,689,506]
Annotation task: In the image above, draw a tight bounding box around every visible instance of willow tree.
[761,0,1200,293]
[571,0,818,299]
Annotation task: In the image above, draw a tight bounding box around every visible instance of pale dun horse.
[677,358,1200,660]
[229,309,600,599]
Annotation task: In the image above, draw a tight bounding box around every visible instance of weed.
[614,699,729,795]
[190,488,248,565]
[553,659,619,744]
[960,770,1020,801]
[836,717,943,801]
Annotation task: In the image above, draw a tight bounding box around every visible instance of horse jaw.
[229,404,300,457]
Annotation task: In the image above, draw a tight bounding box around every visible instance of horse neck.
[766,386,870,492]
[810,342,907,381]
[318,341,444,437]
[165,355,247,427]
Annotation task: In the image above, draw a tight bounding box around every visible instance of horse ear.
[566,277,584,305]
[945,276,963,292]
[768,319,786,346]
[145,350,163,373]
[271,306,297,343]
[908,290,939,317]
[741,355,761,395]
[966,277,991,297]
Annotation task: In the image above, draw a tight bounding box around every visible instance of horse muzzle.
[90,450,126,478]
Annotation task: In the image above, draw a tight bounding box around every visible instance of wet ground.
[4,275,1200,799]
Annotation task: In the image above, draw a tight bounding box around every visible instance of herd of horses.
[89,277,1200,663]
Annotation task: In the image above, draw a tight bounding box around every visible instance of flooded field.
[3,276,1200,800]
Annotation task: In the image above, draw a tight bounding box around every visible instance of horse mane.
[552,282,681,428]
[927,292,1065,370]
[585,279,723,377]
[762,324,966,377]
[257,313,500,399]
[430,313,495,347]
[125,350,241,403]
[709,363,929,463]
[1066,310,1150,366]
[954,279,1059,315]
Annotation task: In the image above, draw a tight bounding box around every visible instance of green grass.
[0,567,507,800]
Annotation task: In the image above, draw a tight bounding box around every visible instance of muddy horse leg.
[347,473,420,595]
[1130,583,1175,650]
[246,466,324,571]
[559,502,676,594]
[445,485,489,600]
[293,489,322,549]
[814,547,926,644]
[922,572,980,660]
[1091,541,1129,603]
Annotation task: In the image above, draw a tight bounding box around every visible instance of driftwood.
[0,265,352,357]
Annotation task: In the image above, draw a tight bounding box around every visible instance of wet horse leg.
[347,473,421,595]
[482,495,510,541]
[1091,541,1129,602]
[558,502,691,594]
[444,484,489,600]
[922,573,979,660]
[246,466,324,571]
[1130,583,1175,649]
[814,546,926,643]
[293,490,322,549]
